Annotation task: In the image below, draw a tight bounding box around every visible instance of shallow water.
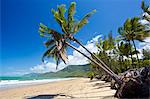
[0,78,75,90]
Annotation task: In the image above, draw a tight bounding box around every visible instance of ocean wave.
[0,78,75,90]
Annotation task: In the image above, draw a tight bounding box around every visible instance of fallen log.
[114,67,150,98]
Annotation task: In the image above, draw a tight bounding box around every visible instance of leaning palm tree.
[50,3,115,75]
[39,2,122,84]
[118,17,150,63]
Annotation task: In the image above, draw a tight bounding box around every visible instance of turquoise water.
[0,77,75,90]
[0,76,59,81]
[0,76,75,90]
[0,76,23,80]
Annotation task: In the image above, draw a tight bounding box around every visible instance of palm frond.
[42,45,56,62]
[57,4,67,23]
[118,27,125,36]
[59,49,68,64]
[73,9,96,33]
[44,39,55,48]
[68,2,76,33]
[51,9,63,23]
[103,39,109,51]
[39,23,48,33]
[108,31,115,49]
[141,1,150,15]
[57,4,68,33]
[55,43,68,69]
[117,42,131,57]
[42,41,68,68]
[40,2,96,69]
[51,8,67,34]
[124,18,132,32]
[54,40,68,65]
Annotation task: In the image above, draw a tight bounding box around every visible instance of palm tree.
[39,2,122,84]
[95,32,116,69]
[51,3,118,76]
[96,32,116,52]
[118,17,150,63]
[115,41,134,70]
[141,1,150,22]
[39,24,68,69]
[142,48,150,60]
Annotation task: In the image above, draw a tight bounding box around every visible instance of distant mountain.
[23,73,41,77]
[23,64,91,78]
[41,64,91,78]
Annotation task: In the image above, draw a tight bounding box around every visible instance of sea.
[0,76,74,90]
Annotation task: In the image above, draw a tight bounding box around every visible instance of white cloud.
[30,35,102,73]
[28,35,150,73]
[138,37,150,49]
[139,16,150,30]
[137,37,150,59]
[139,19,149,25]
[30,62,66,73]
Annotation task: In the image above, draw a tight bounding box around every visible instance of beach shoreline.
[0,78,75,91]
[0,78,117,99]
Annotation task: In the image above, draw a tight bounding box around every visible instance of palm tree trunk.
[132,39,140,63]
[121,55,124,63]
[65,42,122,85]
[121,55,124,72]
[128,41,134,65]
[73,38,116,76]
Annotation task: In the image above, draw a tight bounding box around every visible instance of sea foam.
[0,78,74,90]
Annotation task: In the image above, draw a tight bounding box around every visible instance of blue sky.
[1,0,149,76]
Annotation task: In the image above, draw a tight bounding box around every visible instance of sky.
[1,0,150,76]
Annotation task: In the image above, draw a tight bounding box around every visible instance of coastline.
[0,78,117,99]
[0,78,76,91]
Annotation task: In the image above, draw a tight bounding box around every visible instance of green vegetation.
[38,1,150,98]
[118,17,149,63]
[89,1,150,78]
[141,1,150,22]
[23,64,91,78]
[39,2,122,84]
[39,1,149,85]
[40,64,91,78]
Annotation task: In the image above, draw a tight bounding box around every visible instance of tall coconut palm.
[115,41,135,70]
[39,2,122,84]
[118,17,150,63]
[117,42,132,60]
[51,2,118,76]
[95,32,116,69]
[96,32,115,53]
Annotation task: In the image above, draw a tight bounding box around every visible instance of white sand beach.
[0,78,117,99]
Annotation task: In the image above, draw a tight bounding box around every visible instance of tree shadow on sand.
[61,95,115,99]
[26,90,115,99]
[70,88,113,96]
[26,94,74,99]
[92,82,111,89]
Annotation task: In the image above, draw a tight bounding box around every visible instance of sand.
[0,78,117,99]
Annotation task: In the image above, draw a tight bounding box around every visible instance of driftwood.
[114,67,150,98]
